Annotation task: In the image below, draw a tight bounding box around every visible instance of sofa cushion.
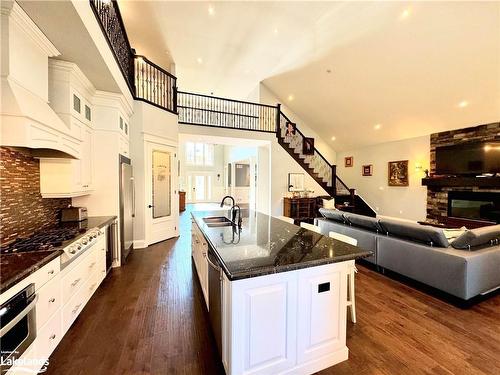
[379,218,449,247]
[322,198,336,209]
[343,212,382,232]
[451,225,500,250]
[319,208,346,223]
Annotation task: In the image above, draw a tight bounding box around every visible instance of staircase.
[277,111,376,217]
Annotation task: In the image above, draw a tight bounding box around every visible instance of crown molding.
[49,59,96,97]
[2,1,60,57]
[94,90,133,117]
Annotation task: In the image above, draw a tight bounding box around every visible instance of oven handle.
[0,294,38,338]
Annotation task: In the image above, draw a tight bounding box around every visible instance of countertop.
[191,210,372,280]
[0,215,116,294]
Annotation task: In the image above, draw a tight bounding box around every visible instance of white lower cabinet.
[222,261,351,375]
[191,220,209,307]
[5,230,109,375]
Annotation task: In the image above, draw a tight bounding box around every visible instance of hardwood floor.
[45,208,500,375]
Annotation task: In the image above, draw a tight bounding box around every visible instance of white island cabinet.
[221,261,350,375]
[191,211,368,375]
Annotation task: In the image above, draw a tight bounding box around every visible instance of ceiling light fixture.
[197,57,203,64]
[273,28,279,34]
[287,95,294,101]
[457,100,469,108]
[326,69,332,74]
[208,5,215,15]
[331,136,336,141]
[374,124,382,130]
[399,8,411,20]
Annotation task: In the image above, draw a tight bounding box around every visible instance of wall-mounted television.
[435,141,500,176]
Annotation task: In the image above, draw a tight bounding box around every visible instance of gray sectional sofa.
[315,209,500,301]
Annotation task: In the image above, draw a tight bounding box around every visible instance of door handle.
[148,205,154,208]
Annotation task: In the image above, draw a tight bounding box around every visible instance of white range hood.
[0,1,80,159]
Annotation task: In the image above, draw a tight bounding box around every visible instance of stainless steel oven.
[0,284,38,371]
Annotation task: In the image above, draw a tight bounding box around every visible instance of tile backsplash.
[0,147,71,245]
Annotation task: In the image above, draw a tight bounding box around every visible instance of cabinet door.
[296,263,348,364]
[230,273,298,375]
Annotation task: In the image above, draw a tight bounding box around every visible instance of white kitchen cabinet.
[191,219,209,307]
[39,121,94,198]
[3,228,109,375]
[222,261,351,375]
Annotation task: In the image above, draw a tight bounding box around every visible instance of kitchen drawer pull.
[72,304,82,314]
[89,262,96,269]
[71,278,81,287]
[49,334,56,340]
[89,283,97,291]
[48,270,55,275]
[49,298,56,303]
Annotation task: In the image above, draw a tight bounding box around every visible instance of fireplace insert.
[448,191,500,223]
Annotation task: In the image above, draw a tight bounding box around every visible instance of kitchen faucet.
[220,196,241,229]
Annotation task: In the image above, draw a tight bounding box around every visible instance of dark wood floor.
[45,208,500,375]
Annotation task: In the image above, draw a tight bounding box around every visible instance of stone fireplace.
[426,122,500,226]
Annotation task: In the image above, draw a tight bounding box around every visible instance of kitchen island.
[191,210,372,375]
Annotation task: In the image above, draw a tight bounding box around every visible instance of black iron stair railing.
[90,0,177,114]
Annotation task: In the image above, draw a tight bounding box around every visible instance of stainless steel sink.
[203,216,234,227]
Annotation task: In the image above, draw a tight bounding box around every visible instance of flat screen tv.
[435,141,500,176]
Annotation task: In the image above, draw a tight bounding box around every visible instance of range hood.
[0,1,80,159]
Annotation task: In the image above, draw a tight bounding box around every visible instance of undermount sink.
[203,216,234,227]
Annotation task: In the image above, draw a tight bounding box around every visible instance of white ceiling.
[120,1,500,150]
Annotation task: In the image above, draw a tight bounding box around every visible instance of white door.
[146,142,178,245]
[186,172,213,202]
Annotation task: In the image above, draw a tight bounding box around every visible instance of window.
[185,142,214,166]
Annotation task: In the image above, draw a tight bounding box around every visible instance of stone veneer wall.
[426,122,500,223]
[0,147,71,245]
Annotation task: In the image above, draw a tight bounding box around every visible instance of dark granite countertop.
[0,250,62,294]
[192,210,372,281]
[0,216,116,294]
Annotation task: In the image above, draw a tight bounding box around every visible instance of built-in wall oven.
[0,284,38,371]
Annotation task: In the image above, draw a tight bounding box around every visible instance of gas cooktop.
[0,227,87,254]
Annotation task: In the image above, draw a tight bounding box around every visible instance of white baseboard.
[280,347,349,375]
[133,240,147,249]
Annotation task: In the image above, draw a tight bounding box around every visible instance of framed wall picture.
[303,137,314,155]
[285,121,296,137]
[345,156,353,167]
[388,160,409,186]
[362,164,373,176]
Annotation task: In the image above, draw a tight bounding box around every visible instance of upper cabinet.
[39,61,96,198]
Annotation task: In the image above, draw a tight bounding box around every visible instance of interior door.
[146,142,178,245]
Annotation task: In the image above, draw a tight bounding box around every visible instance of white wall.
[259,83,336,164]
[336,136,430,221]
[131,101,179,248]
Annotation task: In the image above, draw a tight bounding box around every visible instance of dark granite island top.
[192,210,372,281]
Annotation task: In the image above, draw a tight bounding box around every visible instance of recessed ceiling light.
[208,5,215,15]
[457,100,469,108]
[326,69,332,74]
[331,136,336,141]
[374,124,382,130]
[197,57,203,64]
[288,95,294,101]
[273,28,279,34]
[399,8,411,20]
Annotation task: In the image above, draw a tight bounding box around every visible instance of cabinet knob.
[49,334,56,340]
[49,298,56,303]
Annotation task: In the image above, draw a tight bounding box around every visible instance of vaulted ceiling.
[120,1,500,150]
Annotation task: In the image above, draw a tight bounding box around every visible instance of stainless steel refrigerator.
[120,155,134,263]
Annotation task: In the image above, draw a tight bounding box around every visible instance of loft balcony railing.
[90,0,135,93]
[135,56,177,114]
[177,91,277,133]
[90,0,177,113]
